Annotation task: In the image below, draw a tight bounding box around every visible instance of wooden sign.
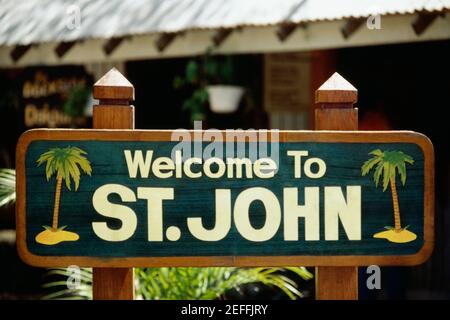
[16,129,434,267]
[21,66,92,128]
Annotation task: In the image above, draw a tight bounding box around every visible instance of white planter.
[207,85,244,113]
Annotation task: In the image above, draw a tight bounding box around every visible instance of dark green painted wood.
[25,141,425,257]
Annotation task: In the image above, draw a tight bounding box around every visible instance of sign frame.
[16,128,434,267]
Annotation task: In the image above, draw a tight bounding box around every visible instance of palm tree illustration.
[35,146,92,245]
[361,149,416,243]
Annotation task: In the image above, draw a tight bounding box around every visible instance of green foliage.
[36,146,92,191]
[63,86,90,117]
[203,55,235,85]
[0,168,15,206]
[174,60,208,123]
[185,60,199,83]
[42,268,92,300]
[361,149,414,191]
[174,48,238,123]
[181,88,209,122]
[42,267,313,300]
[136,267,312,300]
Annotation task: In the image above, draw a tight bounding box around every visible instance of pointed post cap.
[315,72,357,104]
[93,68,134,101]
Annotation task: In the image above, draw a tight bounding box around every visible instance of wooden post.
[309,50,336,129]
[92,68,135,300]
[314,72,359,300]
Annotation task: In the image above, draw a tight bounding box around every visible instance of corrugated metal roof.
[289,0,450,22]
[0,0,449,46]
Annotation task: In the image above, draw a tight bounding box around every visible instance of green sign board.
[16,129,434,267]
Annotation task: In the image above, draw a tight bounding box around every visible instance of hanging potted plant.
[173,59,209,124]
[174,51,245,123]
[204,54,244,114]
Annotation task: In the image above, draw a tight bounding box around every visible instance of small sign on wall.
[20,66,93,128]
[264,53,310,113]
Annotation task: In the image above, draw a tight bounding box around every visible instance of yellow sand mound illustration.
[373,229,417,243]
[35,229,79,245]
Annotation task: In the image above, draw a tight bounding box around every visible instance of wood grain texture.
[315,266,358,300]
[92,68,134,300]
[15,129,434,268]
[315,72,359,300]
[93,268,134,300]
[315,108,358,130]
[93,105,135,129]
[15,128,435,144]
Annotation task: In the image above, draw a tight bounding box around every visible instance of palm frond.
[41,267,92,300]
[369,149,383,156]
[66,160,81,190]
[397,161,407,186]
[382,162,391,191]
[136,267,313,300]
[361,156,382,176]
[285,266,314,280]
[0,168,16,207]
[373,161,384,188]
[362,149,414,190]
[63,160,71,190]
[44,157,55,181]
[403,154,414,165]
[36,146,92,191]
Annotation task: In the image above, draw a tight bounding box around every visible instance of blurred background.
[0,0,449,300]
